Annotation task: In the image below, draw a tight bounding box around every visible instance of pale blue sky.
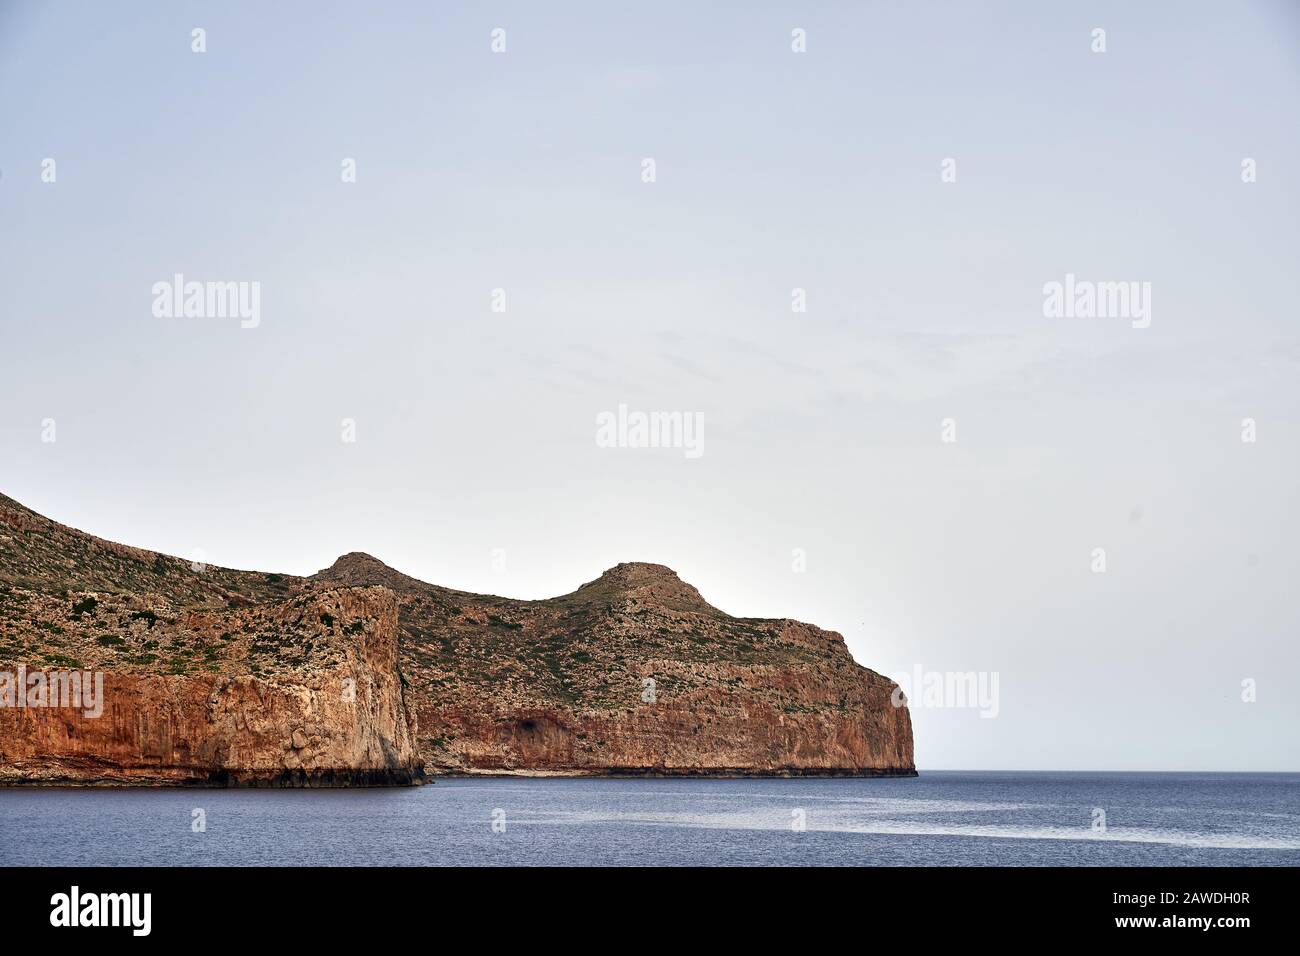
[2,1,1298,770]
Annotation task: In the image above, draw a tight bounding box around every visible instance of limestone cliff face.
[317,558,917,777]
[0,494,423,786]
[0,586,423,786]
[0,493,915,782]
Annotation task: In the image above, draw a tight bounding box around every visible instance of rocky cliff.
[315,555,914,776]
[0,493,915,783]
[0,496,422,785]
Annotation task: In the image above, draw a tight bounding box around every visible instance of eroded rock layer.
[0,493,914,783]
[0,496,421,786]
[318,558,915,777]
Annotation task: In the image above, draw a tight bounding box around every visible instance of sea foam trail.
[510,808,1300,851]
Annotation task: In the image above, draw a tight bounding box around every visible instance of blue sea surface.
[3,772,1297,866]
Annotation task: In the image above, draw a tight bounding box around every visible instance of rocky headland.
[0,493,915,785]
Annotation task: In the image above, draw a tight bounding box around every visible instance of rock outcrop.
[0,493,915,783]
[317,559,915,776]
[0,497,422,786]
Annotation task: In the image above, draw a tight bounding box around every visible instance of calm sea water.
[3,772,1297,866]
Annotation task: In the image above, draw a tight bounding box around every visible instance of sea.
[4,771,1297,866]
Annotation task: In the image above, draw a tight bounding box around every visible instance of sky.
[1,0,1297,771]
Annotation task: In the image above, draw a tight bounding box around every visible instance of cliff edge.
[0,493,915,783]
[315,558,916,777]
[0,496,422,785]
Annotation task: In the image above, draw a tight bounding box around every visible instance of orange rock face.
[318,557,917,777]
[0,493,915,783]
[0,586,423,786]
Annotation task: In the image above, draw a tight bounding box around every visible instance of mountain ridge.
[0,492,916,782]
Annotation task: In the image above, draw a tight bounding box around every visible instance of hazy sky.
[2,1,1297,771]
